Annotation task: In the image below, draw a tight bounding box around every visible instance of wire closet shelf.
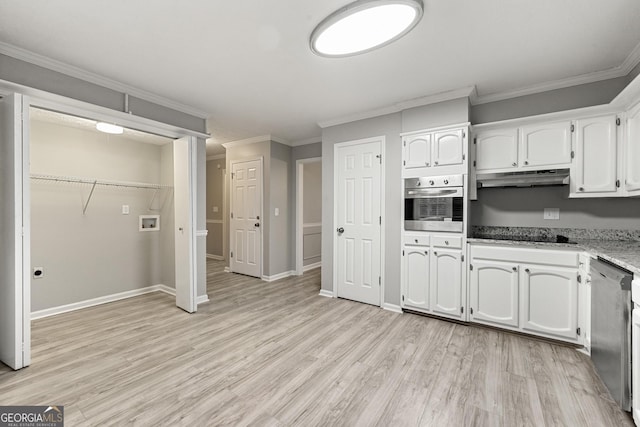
[30,173,173,214]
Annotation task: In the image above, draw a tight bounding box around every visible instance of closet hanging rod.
[30,173,172,190]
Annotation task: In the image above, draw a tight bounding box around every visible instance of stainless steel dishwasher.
[591,257,633,411]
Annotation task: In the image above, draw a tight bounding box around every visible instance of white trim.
[0,42,210,118]
[318,289,334,298]
[318,86,475,129]
[332,136,385,307]
[400,122,472,137]
[207,254,225,260]
[0,79,209,140]
[206,219,223,224]
[196,229,208,237]
[290,136,322,147]
[296,156,323,276]
[303,222,323,228]
[31,285,169,320]
[197,294,210,305]
[222,134,278,149]
[262,270,296,282]
[382,303,403,314]
[206,154,226,160]
[303,262,322,272]
[224,267,231,273]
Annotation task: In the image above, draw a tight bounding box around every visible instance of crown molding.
[206,154,226,160]
[473,39,640,106]
[290,136,322,147]
[318,86,475,129]
[0,41,210,119]
[222,134,273,149]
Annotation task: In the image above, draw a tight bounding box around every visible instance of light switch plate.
[275,208,279,216]
[213,206,219,213]
[122,205,130,215]
[543,208,560,220]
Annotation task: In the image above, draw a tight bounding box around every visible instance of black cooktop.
[483,234,578,244]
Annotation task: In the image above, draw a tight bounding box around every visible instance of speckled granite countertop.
[469,226,640,275]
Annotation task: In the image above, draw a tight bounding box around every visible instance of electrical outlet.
[122,205,130,215]
[213,206,219,213]
[543,208,560,220]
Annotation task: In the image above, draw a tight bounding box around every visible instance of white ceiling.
[2,0,640,155]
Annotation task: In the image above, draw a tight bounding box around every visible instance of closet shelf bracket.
[83,180,98,215]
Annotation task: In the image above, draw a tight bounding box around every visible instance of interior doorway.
[295,157,322,276]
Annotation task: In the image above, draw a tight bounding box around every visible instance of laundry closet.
[29,108,177,317]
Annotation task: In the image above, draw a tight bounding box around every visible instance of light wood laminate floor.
[0,260,633,426]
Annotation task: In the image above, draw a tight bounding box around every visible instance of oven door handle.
[406,188,461,197]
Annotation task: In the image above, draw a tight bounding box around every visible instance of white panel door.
[474,129,518,172]
[402,246,429,310]
[433,129,464,167]
[0,93,30,370]
[403,134,431,169]
[470,259,519,328]
[335,139,381,306]
[430,249,463,320]
[520,265,578,340]
[519,121,572,168]
[572,115,618,195]
[174,137,197,313]
[230,159,262,278]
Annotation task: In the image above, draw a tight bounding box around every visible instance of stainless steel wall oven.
[404,175,464,233]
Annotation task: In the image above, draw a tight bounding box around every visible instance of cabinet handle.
[579,187,584,192]
[434,161,439,165]
[525,268,530,273]
[426,163,430,166]
[415,239,418,243]
[445,240,449,245]
[524,160,529,165]
[512,162,517,167]
[424,251,428,255]
[434,251,438,255]
[512,267,517,272]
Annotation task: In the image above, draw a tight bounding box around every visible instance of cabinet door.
[402,246,429,310]
[430,249,463,320]
[403,134,431,169]
[474,129,518,172]
[571,115,618,195]
[519,121,572,168]
[433,129,464,167]
[625,104,640,195]
[632,308,640,425]
[520,265,578,340]
[470,259,519,328]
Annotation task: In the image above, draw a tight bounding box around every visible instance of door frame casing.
[229,157,264,278]
[295,156,322,276]
[332,136,386,307]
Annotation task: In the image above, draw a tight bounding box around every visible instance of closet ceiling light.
[96,122,124,134]
[310,0,423,57]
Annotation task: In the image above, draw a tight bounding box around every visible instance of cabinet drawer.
[431,236,462,249]
[404,234,430,246]
[470,244,579,267]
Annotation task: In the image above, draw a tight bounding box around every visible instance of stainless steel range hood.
[477,169,570,188]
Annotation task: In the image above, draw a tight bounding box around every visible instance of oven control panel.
[405,174,463,188]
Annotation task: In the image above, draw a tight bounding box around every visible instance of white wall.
[206,158,225,258]
[302,161,322,267]
[30,120,170,311]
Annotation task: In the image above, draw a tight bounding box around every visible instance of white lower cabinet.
[469,244,581,344]
[632,305,640,425]
[402,235,465,321]
[403,246,430,310]
[520,265,578,340]
[430,249,464,320]
[469,259,519,328]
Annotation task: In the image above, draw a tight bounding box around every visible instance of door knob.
[255,223,260,227]
[337,227,344,234]
[512,267,517,271]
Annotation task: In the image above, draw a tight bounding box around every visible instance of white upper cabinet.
[625,103,640,195]
[520,265,578,341]
[402,246,430,310]
[571,115,619,197]
[475,129,518,172]
[433,129,464,167]
[519,121,572,168]
[402,126,467,176]
[430,249,463,320]
[403,134,431,170]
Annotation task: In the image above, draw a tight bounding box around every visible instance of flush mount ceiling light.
[96,122,124,134]
[310,0,423,57]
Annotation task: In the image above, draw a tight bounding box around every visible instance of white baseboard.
[303,261,322,272]
[262,270,296,282]
[206,254,224,261]
[32,285,210,320]
[32,285,166,320]
[224,267,230,273]
[382,303,403,314]
[318,289,334,298]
